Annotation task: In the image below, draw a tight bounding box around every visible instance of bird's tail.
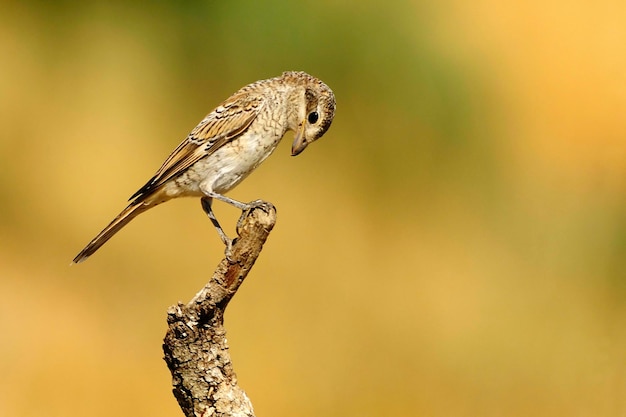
[72,201,152,264]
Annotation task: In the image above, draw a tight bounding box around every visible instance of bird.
[72,71,336,264]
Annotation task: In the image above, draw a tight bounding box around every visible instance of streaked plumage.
[73,71,336,263]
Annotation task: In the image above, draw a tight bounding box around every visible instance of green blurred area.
[2,1,626,416]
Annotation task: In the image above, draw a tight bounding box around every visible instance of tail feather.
[72,201,151,264]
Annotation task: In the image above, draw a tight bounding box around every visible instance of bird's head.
[284,71,336,156]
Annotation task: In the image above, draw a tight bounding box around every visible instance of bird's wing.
[130,92,264,200]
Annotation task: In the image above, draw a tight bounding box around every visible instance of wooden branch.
[163,201,277,417]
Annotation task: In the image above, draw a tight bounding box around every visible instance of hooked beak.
[291,121,308,156]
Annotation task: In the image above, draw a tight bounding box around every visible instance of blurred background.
[1,0,625,416]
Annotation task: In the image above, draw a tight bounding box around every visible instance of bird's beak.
[291,121,308,156]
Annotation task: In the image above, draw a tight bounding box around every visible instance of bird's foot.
[236,200,276,231]
[224,237,237,263]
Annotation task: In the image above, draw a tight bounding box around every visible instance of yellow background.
[2,1,625,416]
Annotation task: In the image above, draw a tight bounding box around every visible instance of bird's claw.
[224,237,237,263]
[237,200,275,231]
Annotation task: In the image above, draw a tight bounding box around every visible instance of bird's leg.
[200,196,235,260]
[204,192,250,211]
[206,194,272,232]
[201,192,266,261]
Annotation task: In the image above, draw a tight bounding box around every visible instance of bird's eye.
[307,111,319,124]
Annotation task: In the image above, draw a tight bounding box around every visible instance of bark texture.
[163,201,276,417]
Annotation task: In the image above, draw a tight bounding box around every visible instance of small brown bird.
[73,71,336,263]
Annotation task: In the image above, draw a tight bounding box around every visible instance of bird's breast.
[173,128,285,196]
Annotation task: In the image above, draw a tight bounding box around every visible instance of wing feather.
[130,92,263,200]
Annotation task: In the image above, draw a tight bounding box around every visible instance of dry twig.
[163,201,276,417]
